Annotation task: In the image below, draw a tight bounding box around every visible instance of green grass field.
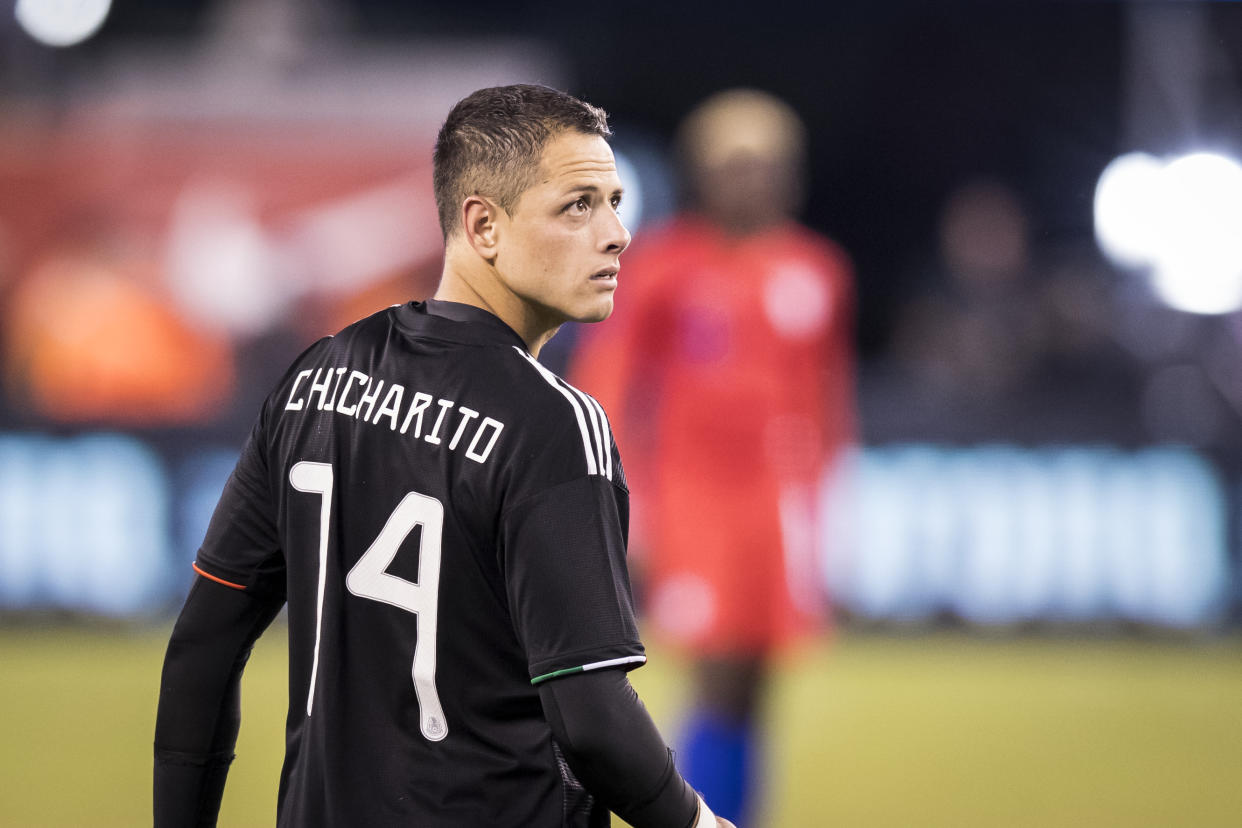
[1,624,1239,827]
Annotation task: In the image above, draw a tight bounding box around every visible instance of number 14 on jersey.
[289,461,448,741]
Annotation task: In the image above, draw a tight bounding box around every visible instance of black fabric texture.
[154,576,283,827]
[168,301,647,826]
[539,669,698,828]
[504,474,643,680]
[194,410,285,596]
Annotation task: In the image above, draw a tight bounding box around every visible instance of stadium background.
[1,1,1241,825]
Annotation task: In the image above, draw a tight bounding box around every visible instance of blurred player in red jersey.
[571,89,856,825]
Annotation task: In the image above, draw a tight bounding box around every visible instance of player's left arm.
[153,575,283,828]
[505,470,712,826]
[538,667,703,828]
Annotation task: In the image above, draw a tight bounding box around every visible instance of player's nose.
[600,207,630,255]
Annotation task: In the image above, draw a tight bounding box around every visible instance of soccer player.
[571,89,857,824]
[154,84,733,828]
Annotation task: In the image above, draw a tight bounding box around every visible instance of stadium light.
[1094,150,1242,315]
[1093,152,1165,269]
[15,0,111,48]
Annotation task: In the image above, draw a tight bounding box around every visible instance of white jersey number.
[289,461,448,741]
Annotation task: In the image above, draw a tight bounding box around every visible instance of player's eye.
[610,194,623,212]
[565,197,590,215]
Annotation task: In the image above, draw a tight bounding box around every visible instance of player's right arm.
[154,397,287,827]
[153,575,283,827]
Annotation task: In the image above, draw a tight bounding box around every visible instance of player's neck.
[435,248,558,358]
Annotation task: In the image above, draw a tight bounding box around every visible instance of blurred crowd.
[0,0,530,444]
[0,120,443,442]
[864,175,1242,466]
[5,141,1242,467]
[3,0,1242,472]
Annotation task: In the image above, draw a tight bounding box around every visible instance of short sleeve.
[502,474,644,684]
[194,414,286,597]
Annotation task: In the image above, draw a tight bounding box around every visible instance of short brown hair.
[433,84,611,239]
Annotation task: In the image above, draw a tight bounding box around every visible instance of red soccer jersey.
[572,215,856,654]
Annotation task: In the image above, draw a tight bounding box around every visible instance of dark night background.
[57,0,1146,353]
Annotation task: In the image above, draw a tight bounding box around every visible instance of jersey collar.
[398,300,531,351]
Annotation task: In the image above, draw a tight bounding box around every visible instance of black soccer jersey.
[193,300,644,827]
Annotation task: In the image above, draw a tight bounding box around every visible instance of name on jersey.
[284,366,504,464]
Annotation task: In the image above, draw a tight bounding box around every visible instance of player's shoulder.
[497,347,618,481]
[289,305,399,362]
[272,332,338,390]
[497,346,610,428]
[330,304,405,348]
[260,306,401,407]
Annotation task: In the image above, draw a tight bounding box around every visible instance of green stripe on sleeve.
[530,655,647,685]
[530,666,585,685]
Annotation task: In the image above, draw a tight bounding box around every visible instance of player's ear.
[462,196,501,261]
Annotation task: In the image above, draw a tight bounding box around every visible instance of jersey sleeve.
[501,470,645,685]
[194,408,286,597]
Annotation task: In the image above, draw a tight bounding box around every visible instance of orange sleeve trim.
[192,562,247,591]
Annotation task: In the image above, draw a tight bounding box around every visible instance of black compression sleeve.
[538,669,699,828]
[154,576,283,828]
